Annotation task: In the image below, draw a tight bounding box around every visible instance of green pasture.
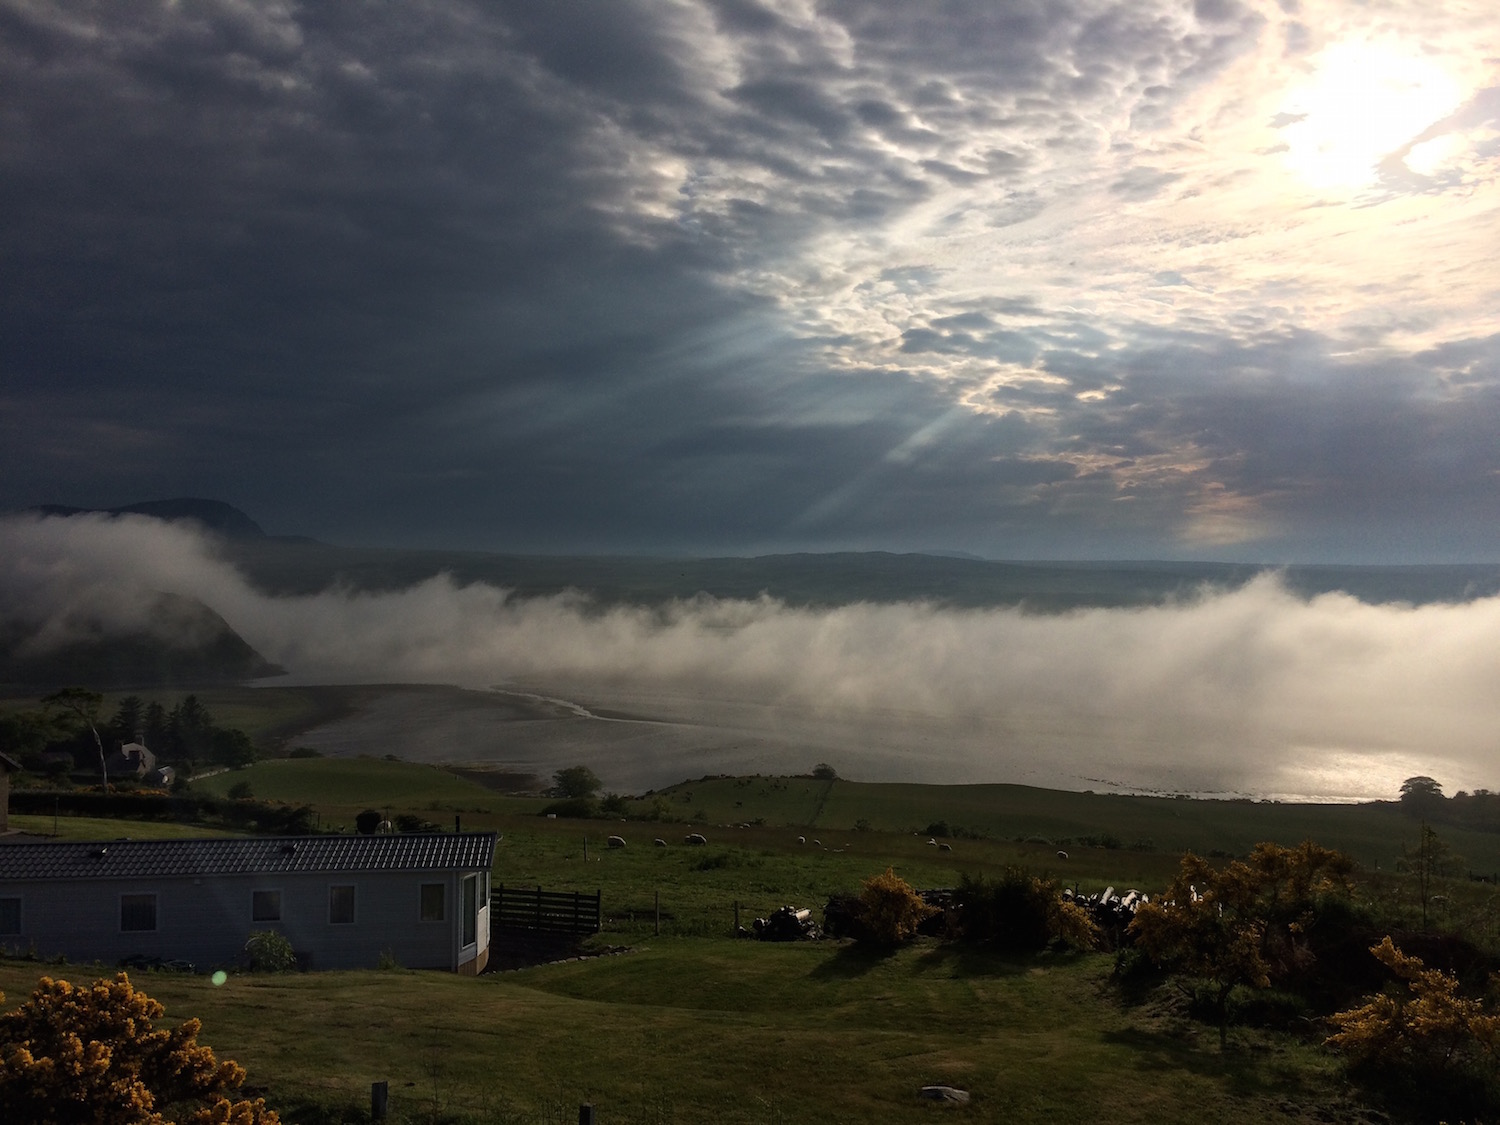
[189,757,531,823]
[632,774,1500,874]
[0,943,1364,1125]
[7,815,241,841]
[168,756,1500,939]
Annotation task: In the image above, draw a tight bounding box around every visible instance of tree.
[1396,822,1462,931]
[552,765,602,800]
[168,697,214,764]
[1129,854,1271,1049]
[0,972,280,1123]
[1129,841,1357,1049]
[811,763,838,781]
[108,696,145,748]
[1399,775,1445,814]
[42,688,107,792]
[142,702,168,751]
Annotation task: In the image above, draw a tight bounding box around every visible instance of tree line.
[0,688,260,784]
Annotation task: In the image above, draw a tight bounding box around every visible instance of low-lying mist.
[4,513,1497,802]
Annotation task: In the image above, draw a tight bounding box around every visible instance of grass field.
[0,943,1368,1125]
[183,757,1500,875]
[8,755,1500,1122]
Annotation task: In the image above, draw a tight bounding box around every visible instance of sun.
[1278,39,1463,192]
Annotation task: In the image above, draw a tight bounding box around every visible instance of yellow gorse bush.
[1326,937,1500,1069]
[0,973,280,1124]
[858,867,937,945]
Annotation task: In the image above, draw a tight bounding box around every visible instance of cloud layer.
[6,514,1498,801]
[2,1,1497,559]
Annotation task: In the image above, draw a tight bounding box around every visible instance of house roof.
[0,832,496,881]
[0,751,20,773]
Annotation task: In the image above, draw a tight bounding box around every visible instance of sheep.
[796,835,806,844]
[938,842,952,852]
[685,833,708,846]
[653,838,667,847]
[1056,850,1069,860]
[607,835,626,849]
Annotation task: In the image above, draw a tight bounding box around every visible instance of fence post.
[371,1080,388,1120]
[578,1104,595,1125]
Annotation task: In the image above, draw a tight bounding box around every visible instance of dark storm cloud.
[1,0,1493,560]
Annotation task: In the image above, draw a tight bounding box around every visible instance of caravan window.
[252,890,282,922]
[329,885,355,925]
[121,894,157,932]
[461,874,477,946]
[420,883,445,922]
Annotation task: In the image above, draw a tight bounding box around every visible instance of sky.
[3,0,1498,561]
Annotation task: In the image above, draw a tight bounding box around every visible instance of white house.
[0,832,496,973]
[105,742,156,779]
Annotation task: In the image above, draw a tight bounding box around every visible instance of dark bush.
[540,796,600,819]
[354,809,383,835]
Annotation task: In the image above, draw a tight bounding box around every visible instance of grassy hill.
[8,756,1498,1122]
[0,942,1363,1125]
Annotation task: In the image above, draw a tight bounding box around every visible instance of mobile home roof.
[0,832,497,880]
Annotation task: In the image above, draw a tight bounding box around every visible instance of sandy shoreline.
[274,678,1370,801]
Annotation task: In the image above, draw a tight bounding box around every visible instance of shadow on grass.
[808,942,901,979]
[1099,1024,1335,1102]
[909,941,1035,978]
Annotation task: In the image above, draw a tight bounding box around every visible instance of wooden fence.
[491,884,601,935]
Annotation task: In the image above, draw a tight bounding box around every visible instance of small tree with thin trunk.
[42,687,107,793]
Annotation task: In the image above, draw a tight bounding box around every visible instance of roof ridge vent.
[280,843,298,855]
[92,846,108,858]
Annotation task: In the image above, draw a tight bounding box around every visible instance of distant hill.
[31,498,266,540]
[222,539,1500,610]
[25,498,1500,610]
[0,590,282,691]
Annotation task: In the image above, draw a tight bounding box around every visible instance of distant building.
[0,832,496,973]
[105,742,156,779]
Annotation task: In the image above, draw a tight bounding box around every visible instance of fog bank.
[4,513,1498,802]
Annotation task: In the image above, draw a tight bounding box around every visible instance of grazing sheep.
[812,839,822,847]
[926,837,937,846]
[938,842,952,852]
[685,833,708,846]
[607,835,626,849]
[797,835,806,844]
[1056,850,1069,860]
[654,838,667,847]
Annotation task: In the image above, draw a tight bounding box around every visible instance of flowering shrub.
[857,867,936,946]
[1326,937,1500,1067]
[0,972,280,1124]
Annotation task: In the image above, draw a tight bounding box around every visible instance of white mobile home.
[0,832,495,973]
